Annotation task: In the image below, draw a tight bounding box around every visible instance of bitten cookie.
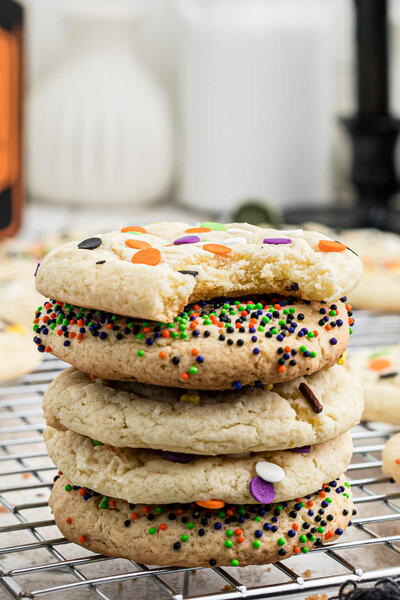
[0,320,40,381]
[50,474,354,567]
[382,432,400,484]
[35,222,363,322]
[350,345,400,424]
[33,295,352,389]
[45,428,353,505]
[44,364,363,455]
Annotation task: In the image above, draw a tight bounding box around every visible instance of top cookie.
[35,222,363,322]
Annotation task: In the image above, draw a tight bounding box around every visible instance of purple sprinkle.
[263,238,292,245]
[162,451,197,463]
[249,476,276,503]
[330,337,338,345]
[173,235,200,245]
[34,262,40,277]
[290,445,312,454]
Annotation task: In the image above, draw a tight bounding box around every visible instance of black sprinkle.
[178,270,199,277]
[78,237,102,250]
[96,260,106,265]
[299,382,323,413]
[379,372,398,379]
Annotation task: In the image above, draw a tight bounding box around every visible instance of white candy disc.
[255,461,285,483]
[224,237,247,245]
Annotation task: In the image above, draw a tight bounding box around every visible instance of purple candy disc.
[162,451,197,463]
[249,476,276,503]
[263,238,292,245]
[290,445,312,454]
[173,235,200,245]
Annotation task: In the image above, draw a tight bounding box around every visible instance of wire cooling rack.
[1,311,400,600]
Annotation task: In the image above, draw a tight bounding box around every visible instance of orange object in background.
[0,0,23,238]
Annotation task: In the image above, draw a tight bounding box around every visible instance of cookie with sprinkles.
[44,364,363,455]
[32,295,353,389]
[45,427,353,505]
[382,432,400,484]
[350,345,400,424]
[35,222,363,322]
[49,474,354,567]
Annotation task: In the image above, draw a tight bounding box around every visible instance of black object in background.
[0,0,24,238]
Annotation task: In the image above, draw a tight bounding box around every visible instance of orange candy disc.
[203,243,232,256]
[318,240,346,253]
[196,499,225,510]
[125,239,151,250]
[131,248,161,266]
[185,227,211,233]
[368,357,392,371]
[121,225,148,234]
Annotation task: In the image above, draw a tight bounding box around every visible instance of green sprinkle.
[257,326,265,332]
[301,547,309,553]
[317,526,325,533]
[188,366,198,374]
[136,333,145,340]
[256,303,263,310]
[180,534,189,542]
[64,484,72,492]
[289,307,295,313]
[33,324,39,332]
[252,540,261,548]
[171,331,179,339]
[326,497,332,503]
[99,501,108,509]
[180,332,188,339]
[224,540,233,548]
[137,350,145,357]
[91,439,104,446]
[230,558,239,567]
[307,331,314,338]
[344,481,350,488]
[329,310,336,316]
[218,511,226,518]
[277,538,285,546]
[226,530,233,538]
[147,527,156,534]
[49,323,56,330]
[300,345,307,353]
[187,522,195,530]
[310,351,317,358]
[154,506,163,515]
[200,221,226,231]
[254,516,261,522]
[299,534,307,543]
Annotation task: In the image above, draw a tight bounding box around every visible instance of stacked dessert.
[34,222,363,567]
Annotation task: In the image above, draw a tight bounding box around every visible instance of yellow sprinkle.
[180,392,200,404]
[337,350,347,366]
[266,384,274,391]
[6,323,27,336]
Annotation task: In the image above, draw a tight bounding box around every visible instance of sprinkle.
[203,243,232,256]
[34,262,40,276]
[96,260,106,265]
[379,372,398,379]
[78,237,102,250]
[173,235,200,245]
[121,226,147,233]
[78,535,86,543]
[263,238,292,245]
[318,240,346,252]
[199,222,227,231]
[249,477,276,503]
[125,239,151,249]
[178,270,198,277]
[299,382,323,413]
[196,500,225,510]
[131,248,161,266]
[162,451,197,464]
[180,392,200,404]
[185,227,211,233]
[255,461,285,483]
[369,358,392,371]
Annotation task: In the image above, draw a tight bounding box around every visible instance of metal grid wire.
[1,311,400,600]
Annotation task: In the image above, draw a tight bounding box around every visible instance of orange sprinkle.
[45,346,52,353]
[191,348,199,356]
[306,501,313,507]
[294,546,301,554]
[142,506,150,513]
[125,239,151,250]
[313,330,318,337]
[278,365,286,373]
[56,329,63,336]
[131,512,139,520]
[78,535,86,543]
[349,318,354,326]
[43,316,49,324]
[77,334,84,341]
[77,319,84,326]
[131,247,161,266]
[318,240,346,253]
[108,500,116,508]
[65,517,72,524]
[319,491,326,498]
[185,227,211,233]
[68,332,75,339]
[190,322,198,330]
[226,509,235,517]
[292,523,299,531]
[159,523,168,531]
[161,329,171,338]
[237,536,245,543]
[369,357,392,371]
[143,327,152,334]
[159,351,167,359]
[176,508,185,515]
[79,488,86,497]
[203,243,232,257]
[196,499,225,510]
[325,324,332,331]
[284,346,291,353]
[181,373,189,381]
[234,528,243,536]
[106,323,114,329]
[324,531,334,540]
[346,304,352,311]
[121,225,148,233]
[274,304,281,310]
[395,458,400,465]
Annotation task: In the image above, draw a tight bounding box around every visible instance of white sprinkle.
[255,461,285,483]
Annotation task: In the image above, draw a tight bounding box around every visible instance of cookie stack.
[34,222,363,567]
